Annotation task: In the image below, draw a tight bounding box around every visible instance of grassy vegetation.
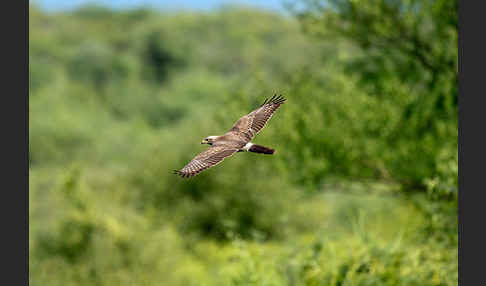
[29,1,457,285]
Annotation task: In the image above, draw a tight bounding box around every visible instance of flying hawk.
[173,94,286,178]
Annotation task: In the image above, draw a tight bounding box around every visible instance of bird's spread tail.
[248,144,275,155]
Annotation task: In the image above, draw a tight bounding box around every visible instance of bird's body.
[173,94,286,178]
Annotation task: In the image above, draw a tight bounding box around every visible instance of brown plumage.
[173,94,286,178]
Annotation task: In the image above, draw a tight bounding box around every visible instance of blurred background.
[29,0,457,285]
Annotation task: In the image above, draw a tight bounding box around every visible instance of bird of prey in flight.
[173,94,286,178]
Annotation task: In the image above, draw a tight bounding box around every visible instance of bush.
[67,42,129,89]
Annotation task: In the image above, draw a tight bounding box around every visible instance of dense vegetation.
[29,1,457,285]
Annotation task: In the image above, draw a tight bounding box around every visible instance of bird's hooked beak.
[201,139,207,144]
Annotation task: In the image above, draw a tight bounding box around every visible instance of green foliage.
[293,0,458,189]
[67,42,129,89]
[141,29,183,83]
[29,2,457,285]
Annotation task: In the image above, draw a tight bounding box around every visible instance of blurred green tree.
[287,0,457,191]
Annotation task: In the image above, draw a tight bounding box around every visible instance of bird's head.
[201,136,217,145]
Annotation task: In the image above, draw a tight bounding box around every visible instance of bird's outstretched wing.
[173,146,239,178]
[229,94,286,140]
